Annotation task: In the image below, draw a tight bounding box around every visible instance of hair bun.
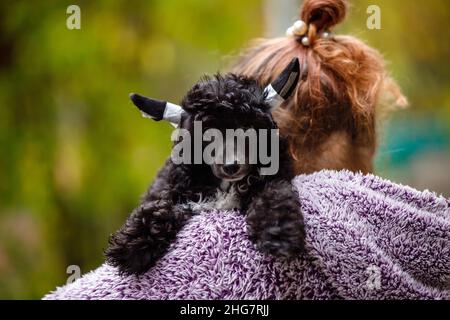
[300,0,347,32]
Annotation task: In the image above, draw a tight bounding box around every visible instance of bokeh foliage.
[0,0,449,298]
[0,0,262,299]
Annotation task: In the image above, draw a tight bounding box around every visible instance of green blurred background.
[0,0,449,299]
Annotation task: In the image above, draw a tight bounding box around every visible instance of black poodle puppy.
[106,58,305,275]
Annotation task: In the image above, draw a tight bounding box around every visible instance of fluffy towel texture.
[44,170,450,300]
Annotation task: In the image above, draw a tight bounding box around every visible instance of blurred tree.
[0,0,262,298]
[0,0,449,298]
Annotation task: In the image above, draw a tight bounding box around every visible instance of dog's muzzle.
[212,162,251,182]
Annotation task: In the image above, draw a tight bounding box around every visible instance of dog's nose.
[222,164,240,175]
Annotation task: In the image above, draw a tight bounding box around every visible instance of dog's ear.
[129,93,186,128]
[264,58,301,110]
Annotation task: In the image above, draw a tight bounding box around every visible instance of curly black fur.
[106,74,305,275]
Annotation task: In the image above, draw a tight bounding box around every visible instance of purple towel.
[44,170,450,300]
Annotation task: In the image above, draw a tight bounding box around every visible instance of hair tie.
[286,20,332,47]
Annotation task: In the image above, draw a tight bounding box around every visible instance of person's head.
[230,0,407,174]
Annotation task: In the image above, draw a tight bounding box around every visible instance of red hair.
[231,0,407,174]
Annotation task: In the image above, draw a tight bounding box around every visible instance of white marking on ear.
[140,111,155,120]
[163,102,186,127]
[264,71,299,110]
[264,84,285,109]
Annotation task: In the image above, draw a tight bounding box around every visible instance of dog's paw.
[246,191,305,258]
[245,181,305,259]
[105,202,172,275]
[105,201,192,275]
[105,225,165,276]
[247,214,305,259]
